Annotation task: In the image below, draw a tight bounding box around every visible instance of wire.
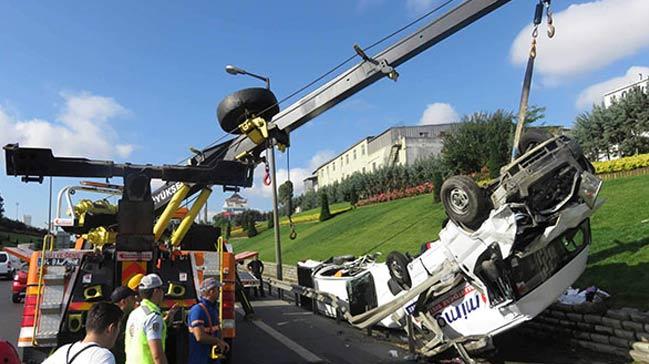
[190,0,456,162]
[365,0,454,52]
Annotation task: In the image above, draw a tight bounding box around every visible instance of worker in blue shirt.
[187,278,230,364]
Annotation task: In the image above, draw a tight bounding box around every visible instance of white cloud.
[510,0,649,81]
[418,102,459,125]
[307,150,335,171]
[0,92,134,160]
[576,66,649,109]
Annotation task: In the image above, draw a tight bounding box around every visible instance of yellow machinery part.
[68,314,84,333]
[170,188,212,246]
[166,283,186,298]
[83,284,103,300]
[238,117,268,146]
[73,199,118,226]
[154,183,190,241]
[82,226,116,248]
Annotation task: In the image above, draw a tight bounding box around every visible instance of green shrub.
[319,192,332,222]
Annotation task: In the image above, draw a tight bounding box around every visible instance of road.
[0,279,23,345]
[0,280,626,363]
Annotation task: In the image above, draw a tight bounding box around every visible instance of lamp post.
[224,65,283,289]
[225,65,270,90]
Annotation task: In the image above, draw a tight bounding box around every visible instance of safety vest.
[124,299,166,364]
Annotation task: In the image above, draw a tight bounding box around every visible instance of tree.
[524,105,546,125]
[319,192,332,222]
[442,110,514,176]
[278,181,294,216]
[0,192,4,218]
[573,86,649,160]
[224,221,231,240]
[432,171,443,203]
[246,219,258,238]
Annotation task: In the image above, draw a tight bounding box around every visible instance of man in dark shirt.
[246,256,265,297]
[110,286,137,364]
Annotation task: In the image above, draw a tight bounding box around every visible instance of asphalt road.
[0,280,627,363]
[0,279,23,346]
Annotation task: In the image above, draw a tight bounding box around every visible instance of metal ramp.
[34,265,67,345]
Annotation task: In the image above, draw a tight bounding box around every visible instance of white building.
[311,124,454,188]
[22,214,32,227]
[603,76,649,108]
[223,193,248,215]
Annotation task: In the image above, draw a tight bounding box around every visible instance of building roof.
[604,77,649,97]
[225,193,247,204]
[312,136,374,174]
[311,124,456,174]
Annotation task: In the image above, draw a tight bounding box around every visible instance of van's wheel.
[216,88,279,134]
[441,175,490,230]
[518,129,552,155]
[386,251,411,290]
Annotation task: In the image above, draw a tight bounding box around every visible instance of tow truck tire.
[441,175,490,230]
[518,129,551,155]
[217,87,280,134]
[11,293,21,303]
[386,251,411,290]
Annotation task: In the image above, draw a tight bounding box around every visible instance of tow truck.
[3,0,598,362]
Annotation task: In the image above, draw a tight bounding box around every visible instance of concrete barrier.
[523,304,649,362]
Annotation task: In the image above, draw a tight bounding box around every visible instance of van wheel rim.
[390,261,404,279]
[449,188,470,215]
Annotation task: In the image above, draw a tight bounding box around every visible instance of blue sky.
[1,0,648,228]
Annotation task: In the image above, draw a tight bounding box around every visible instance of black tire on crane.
[386,251,412,290]
[217,88,280,134]
[440,175,491,230]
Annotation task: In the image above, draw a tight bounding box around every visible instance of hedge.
[592,153,649,174]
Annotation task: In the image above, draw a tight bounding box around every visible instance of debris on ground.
[558,286,610,305]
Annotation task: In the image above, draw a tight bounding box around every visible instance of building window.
[372,162,376,171]
[332,162,335,171]
[353,150,356,160]
[361,145,365,155]
[346,155,349,164]
[362,167,366,173]
[419,132,429,137]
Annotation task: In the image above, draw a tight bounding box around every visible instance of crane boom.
[151,0,511,211]
[223,0,510,161]
[5,0,512,214]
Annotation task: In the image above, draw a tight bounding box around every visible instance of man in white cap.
[124,273,177,364]
[187,277,230,364]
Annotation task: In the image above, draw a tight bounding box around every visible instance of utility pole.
[268,141,283,286]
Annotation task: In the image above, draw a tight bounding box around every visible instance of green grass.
[575,174,649,309]
[232,174,649,309]
[232,194,443,263]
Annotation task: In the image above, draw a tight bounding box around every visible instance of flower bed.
[356,181,435,207]
[593,153,649,174]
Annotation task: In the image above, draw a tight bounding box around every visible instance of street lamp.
[225,65,270,90]
[225,64,281,286]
